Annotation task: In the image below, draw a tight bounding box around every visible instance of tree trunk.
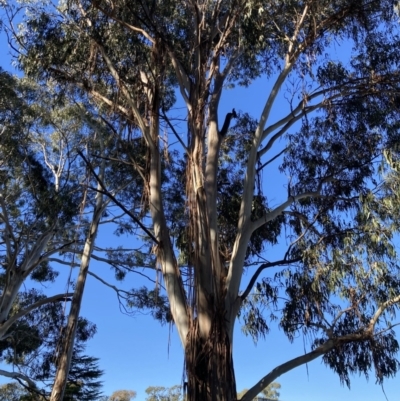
[182,63,239,400]
[185,307,236,401]
[50,154,106,401]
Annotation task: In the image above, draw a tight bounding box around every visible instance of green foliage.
[238,382,281,400]
[0,382,28,401]
[7,0,400,393]
[0,289,101,397]
[127,287,172,324]
[145,385,183,401]
[261,382,280,400]
[62,350,104,401]
[0,69,79,227]
[101,389,137,401]
[0,382,48,401]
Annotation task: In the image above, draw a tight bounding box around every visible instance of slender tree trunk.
[50,157,106,401]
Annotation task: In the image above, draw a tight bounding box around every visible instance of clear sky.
[1,14,400,401]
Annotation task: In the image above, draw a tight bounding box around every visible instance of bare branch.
[161,110,188,153]
[47,258,80,267]
[77,150,159,244]
[241,258,301,301]
[87,270,132,300]
[256,147,287,172]
[287,3,309,63]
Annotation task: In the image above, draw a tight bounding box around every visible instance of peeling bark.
[186,307,236,401]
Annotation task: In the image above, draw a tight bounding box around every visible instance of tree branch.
[256,147,287,172]
[258,103,321,158]
[241,339,336,401]
[244,292,400,401]
[89,255,158,282]
[95,43,150,143]
[251,191,321,232]
[369,294,400,331]
[0,369,37,389]
[90,1,155,44]
[0,293,73,338]
[87,270,132,300]
[47,68,133,122]
[20,227,56,273]
[241,258,301,301]
[161,110,188,153]
[260,82,349,146]
[167,51,191,108]
[226,60,296,314]
[0,193,16,257]
[77,150,159,245]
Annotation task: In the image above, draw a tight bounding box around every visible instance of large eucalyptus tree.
[9,0,400,400]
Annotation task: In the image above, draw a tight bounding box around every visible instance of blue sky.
[1,15,400,401]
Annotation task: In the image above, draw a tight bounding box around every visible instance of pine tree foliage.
[0,290,102,399]
[61,350,104,401]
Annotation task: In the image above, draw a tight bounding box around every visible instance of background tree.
[58,348,104,401]
[0,290,103,400]
[260,383,280,401]
[0,67,153,396]
[238,382,281,401]
[100,389,137,401]
[0,348,103,401]
[145,386,183,401]
[0,69,80,390]
[0,383,32,401]
[5,1,400,401]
